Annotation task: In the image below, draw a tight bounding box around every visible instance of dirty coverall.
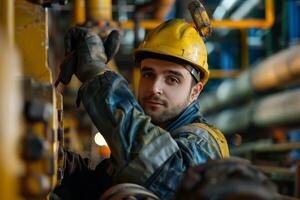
[53,70,224,200]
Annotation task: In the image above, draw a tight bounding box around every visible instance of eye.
[141,71,154,79]
[166,76,180,85]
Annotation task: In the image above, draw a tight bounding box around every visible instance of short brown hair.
[135,52,203,83]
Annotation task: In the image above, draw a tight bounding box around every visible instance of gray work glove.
[55,26,121,86]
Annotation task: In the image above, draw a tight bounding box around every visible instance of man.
[54,19,229,200]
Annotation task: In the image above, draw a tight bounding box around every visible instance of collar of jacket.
[165,101,204,132]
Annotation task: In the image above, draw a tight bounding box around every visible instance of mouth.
[145,100,165,107]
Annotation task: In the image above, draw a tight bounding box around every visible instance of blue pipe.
[287,0,300,44]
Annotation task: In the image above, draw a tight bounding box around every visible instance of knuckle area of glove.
[85,38,107,62]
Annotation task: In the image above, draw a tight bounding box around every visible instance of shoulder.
[171,123,218,149]
[171,122,214,140]
[172,122,229,158]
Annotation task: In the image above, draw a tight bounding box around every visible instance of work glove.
[55,26,121,86]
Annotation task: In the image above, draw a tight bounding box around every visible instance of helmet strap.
[184,64,201,83]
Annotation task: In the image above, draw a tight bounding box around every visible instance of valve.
[20,173,51,198]
[24,99,53,123]
[21,131,49,161]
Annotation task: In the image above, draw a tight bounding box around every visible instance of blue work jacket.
[55,71,224,200]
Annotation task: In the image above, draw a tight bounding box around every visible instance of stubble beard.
[141,95,191,126]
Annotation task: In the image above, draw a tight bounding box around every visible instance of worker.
[53,18,229,200]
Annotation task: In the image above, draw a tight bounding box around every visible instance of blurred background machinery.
[0,0,300,199]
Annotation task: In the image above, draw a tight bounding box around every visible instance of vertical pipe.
[85,0,112,22]
[265,0,275,28]
[220,42,234,70]
[240,29,249,70]
[296,160,300,198]
[0,0,14,47]
[280,0,288,48]
[74,0,86,25]
[287,0,300,44]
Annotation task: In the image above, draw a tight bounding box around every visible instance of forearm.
[77,71,179,182]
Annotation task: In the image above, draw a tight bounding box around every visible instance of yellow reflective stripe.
[192,123,230,158]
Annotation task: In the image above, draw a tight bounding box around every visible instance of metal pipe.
[200,45,300,114]
[74,0,86,25]
[251,45,300,91]
[296,160,300,198]
[118,0,274,30]
[231,141,300,155]
[0,0,14,47]
[119,19,272,30]
[254,142,300,153]
[230,0,260,20]
[153,0,175,21]
[213,0,240,20]
[209,69,241,78]
[85,0,112,22]
[253,89,300,128]
[241,29,249,70]
[200,71,253,114]
[207,89,300,135]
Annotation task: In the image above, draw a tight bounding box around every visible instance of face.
[138,58,203,127]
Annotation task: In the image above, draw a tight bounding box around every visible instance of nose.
[152,78,163,95]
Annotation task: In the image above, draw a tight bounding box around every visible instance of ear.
[189,82,203,103]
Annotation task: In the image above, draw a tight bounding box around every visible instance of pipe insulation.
[200,45,300,114]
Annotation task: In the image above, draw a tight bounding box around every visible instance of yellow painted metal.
[211,0,274,29]
[15,0,61,197]
[0,33,23,200]
[240,29,249,70]
[85,0,112,21]
[119,20,159,30]
[15,0,51,83]
[55,92,65,185]
[74,0,86,25]
[119,0,274,30]
[50,90,59,188]
[207,69,241,79]
[0,0,14,47]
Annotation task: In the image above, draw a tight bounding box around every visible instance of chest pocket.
[172,123,230,158]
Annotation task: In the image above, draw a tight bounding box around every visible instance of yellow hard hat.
[134,18,209,85]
